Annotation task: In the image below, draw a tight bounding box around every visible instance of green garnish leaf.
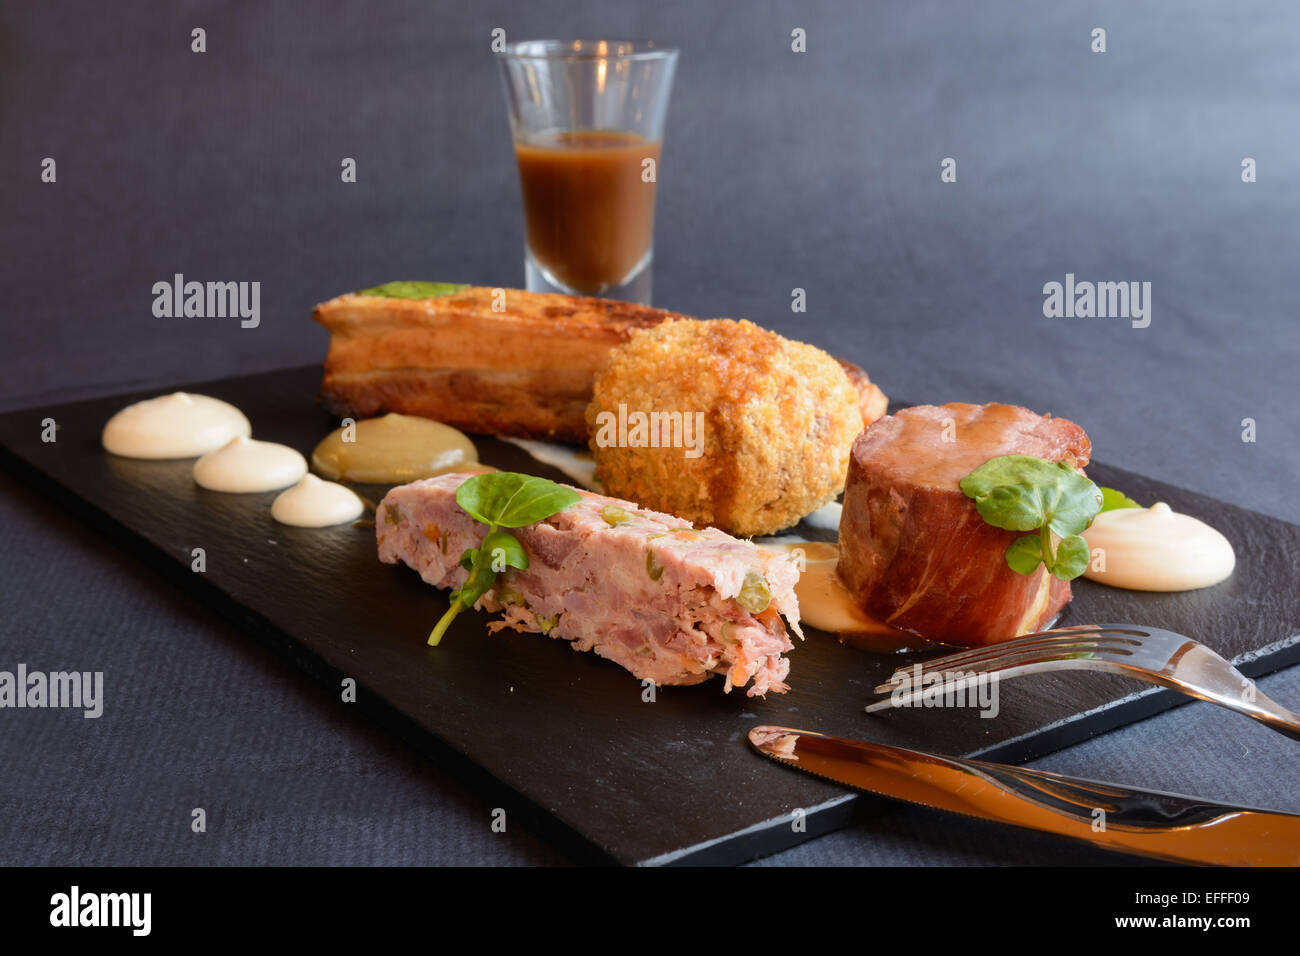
[1099,486,1141,513]
[1005,535,1044,575]
[356,281,468,300]
[971,484,1051,533]
[737,570,772,614]
[960,455,1102,537]
[1052,535,1091,580]
[482,529,529,573]
[428,472,580,646]
[960,454,1102,582]
[455,472,582,529]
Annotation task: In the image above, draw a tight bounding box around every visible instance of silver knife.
[748,725,1300,866]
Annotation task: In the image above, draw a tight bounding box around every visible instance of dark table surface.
[2,0,1297,866]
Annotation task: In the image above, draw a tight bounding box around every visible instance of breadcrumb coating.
[586,319,864,536]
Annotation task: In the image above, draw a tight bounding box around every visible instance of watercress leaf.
[1043,473,1104,537]
[1100,486,1141,512]
[481,530,528,572]
[1051,534,1091,580]
[961,454,1102,537]
[356,280,468,300]
[458,548,478,571]
[1004,535,1045,575]
[960,454,1063,499]
[455,472,582,529]
[960,454,1077,496]
[972,484,1048,532]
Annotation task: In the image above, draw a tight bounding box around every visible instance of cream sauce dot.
[193,436,307,493]
[272,474,364,527]
[102,392,250,459]
[1082,502,1235,591]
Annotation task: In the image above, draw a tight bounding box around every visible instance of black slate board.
[2,365,1298,866]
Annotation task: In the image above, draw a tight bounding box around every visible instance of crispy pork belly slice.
[377,474,802,696]
[837,403,1092,646]
[313,286,889,442]
[314,287,673,442]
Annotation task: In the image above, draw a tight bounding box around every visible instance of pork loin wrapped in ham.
[837,403,1092,646]
[377,473,802,696]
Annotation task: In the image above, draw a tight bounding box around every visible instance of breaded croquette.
[586,319,868,536]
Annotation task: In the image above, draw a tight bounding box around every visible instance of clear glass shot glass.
[498,40,678,305]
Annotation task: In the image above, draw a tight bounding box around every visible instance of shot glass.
[498,40,678,305]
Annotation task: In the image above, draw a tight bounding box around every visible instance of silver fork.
[864,624,1300,740]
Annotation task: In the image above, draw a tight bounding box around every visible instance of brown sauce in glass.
[515,130,660,294]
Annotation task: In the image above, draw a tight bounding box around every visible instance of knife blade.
[748,725,1300,866]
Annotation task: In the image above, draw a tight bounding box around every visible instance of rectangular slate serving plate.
[2,365,1298,866]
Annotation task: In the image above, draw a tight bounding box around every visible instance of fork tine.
[870,641,1137,696]
[865,670,996,712]
[919,634,1141,672]
[865,647,1135,710]
[887,627,1145,675]
[945,625,1138,654]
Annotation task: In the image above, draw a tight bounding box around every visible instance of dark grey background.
[2,0,1297,865]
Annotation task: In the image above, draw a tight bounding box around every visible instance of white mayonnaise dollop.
[1082,502,1235,591]
[193,436,307,493]
[271,474,364,527]
[102,392,251,459]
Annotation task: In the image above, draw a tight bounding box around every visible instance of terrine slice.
[377,473,802,696]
